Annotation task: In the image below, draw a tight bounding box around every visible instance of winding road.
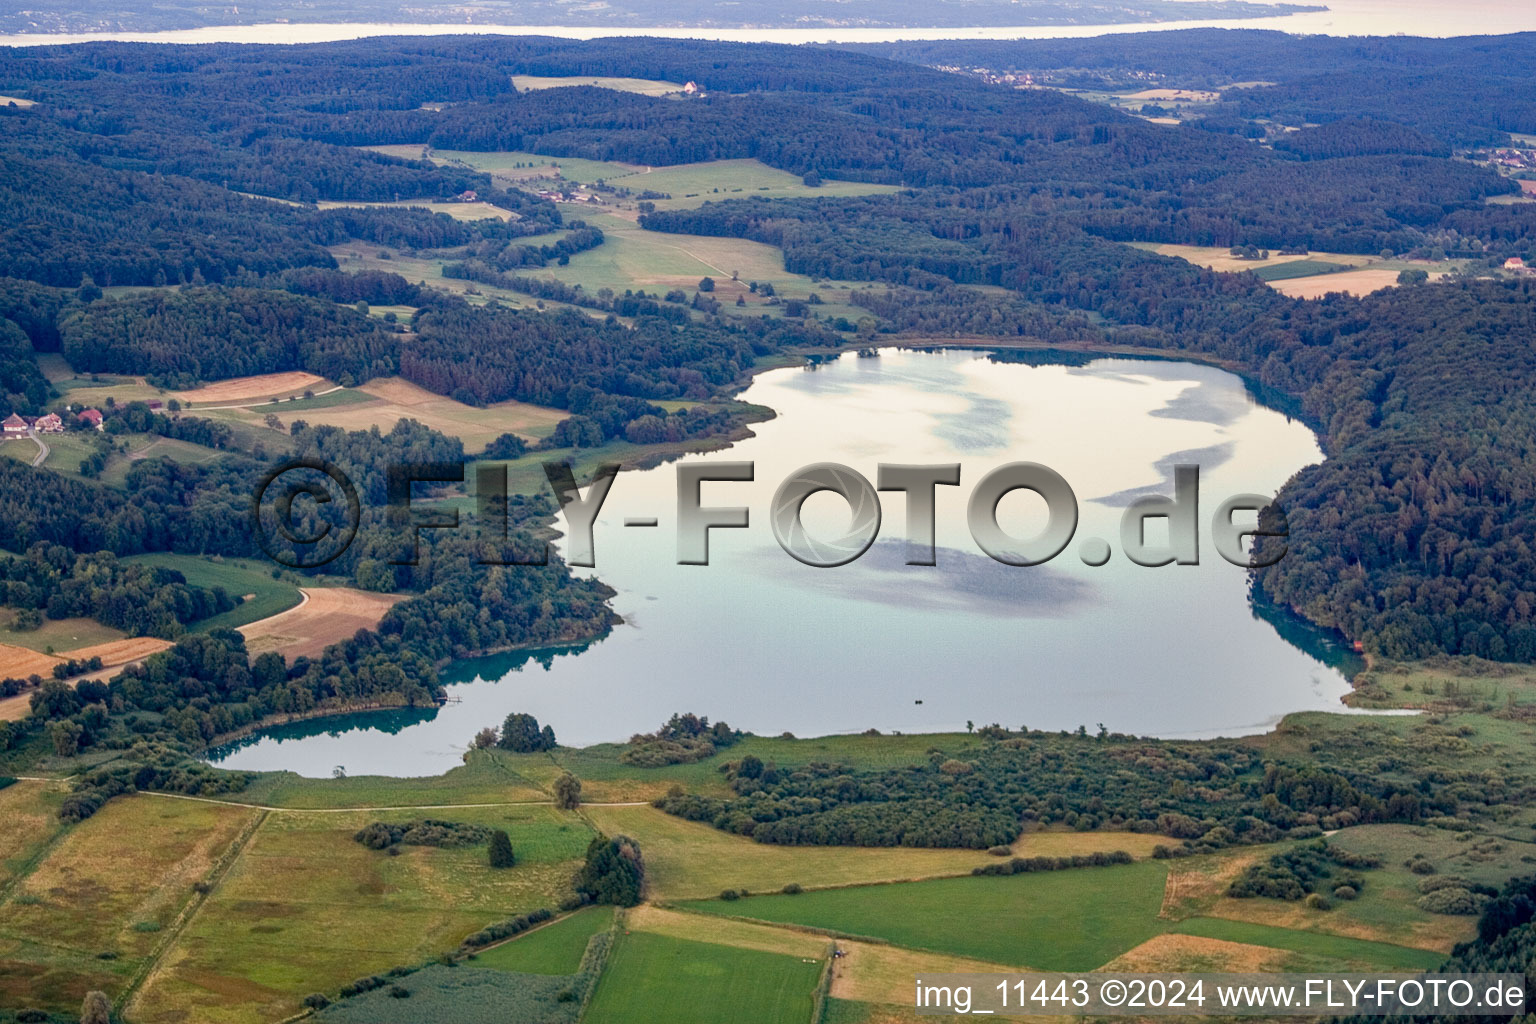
[26,428,46,466]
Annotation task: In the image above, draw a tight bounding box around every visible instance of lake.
[210,349,1372,777]
[1,0,1532,45]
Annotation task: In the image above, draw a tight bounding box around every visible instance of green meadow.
[470,906,614,974]
[681,860,1171,970]
[583,931,823,1024]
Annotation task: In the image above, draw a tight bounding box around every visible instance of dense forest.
[60,287,400,386]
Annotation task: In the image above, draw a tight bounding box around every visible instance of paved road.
[26,427,46,466]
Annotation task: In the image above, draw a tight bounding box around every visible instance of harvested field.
[1269,268,1412,298]
[1120,88,1220,102]
[173,372,329,405]
[68,638,176,682]
[238,587,403,661]
[0,634,176,717]
[66,637,175,665]
[1102,933,1286,972]
[626,906,827,960]
[0,643,62,680]
[830,941,1016,1004]
[251,376,568,448]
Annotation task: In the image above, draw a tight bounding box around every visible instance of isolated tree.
[697,276,715,292]
[472,727,498,749]
[488,829,515,869]
[554,772,582,810]
[80,990,111,1024]
[802,170,822,187]
[1398,268,1430,285]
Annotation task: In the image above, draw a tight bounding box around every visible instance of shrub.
[388,984,410,998]
[554,772,582,810]
[354,819,492,851]
[303,993,331,1009]
[488,829,515,869]
[781,883,803,894]
[1304,893,1332,910]
[1409,858,1437,875]
[1332,885,1358,900]
[1416,887,1490,915]
[720,889,740,901]
[461,907,554,949]
[987,845,1012,856]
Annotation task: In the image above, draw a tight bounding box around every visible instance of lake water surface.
[1,0,1531,45]
[210,350,1370,777]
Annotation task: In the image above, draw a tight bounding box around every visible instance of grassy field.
[0,794,258,1010]
[584,804,1159,900]
[525,210,868,321]
[0,795,255,958]
[1236,824,1533,950]
[0,613,125,653]
[681,860,1170,970]
[621,158,902,211]
[315,198,518,222]
[470,906,614,974]
[583,931,824,1024]
[424,148,645,185]
[512,74,686,95]
[420,149,899,212]
[122,554,305,631]
[1250,258,1351,281]
[232,749,558,809]
[0,781,67,891]
[129,805,593,1024]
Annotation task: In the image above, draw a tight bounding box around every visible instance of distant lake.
[209,350,1373,778]
[2,0,1533,45]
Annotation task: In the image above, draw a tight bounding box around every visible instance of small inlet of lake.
[210,349,1367,777]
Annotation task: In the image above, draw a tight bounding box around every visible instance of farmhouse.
[77,408,104,429]
[1,413,26,437]
[453,189,479,202]
[34,412,62,433]
[683,80,700,94]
